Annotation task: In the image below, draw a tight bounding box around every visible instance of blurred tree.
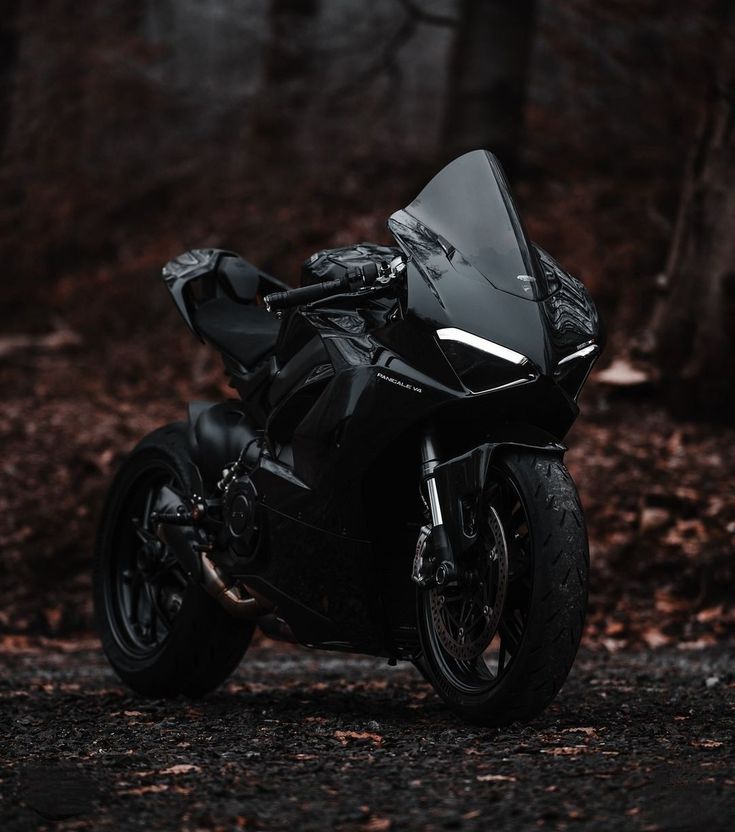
[650,9,735,417]
[0,0,19,154]
[443,0,535,177]
[251,0,321,164]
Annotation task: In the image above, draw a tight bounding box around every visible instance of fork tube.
[421,428,443,526]
[421,428,456,585]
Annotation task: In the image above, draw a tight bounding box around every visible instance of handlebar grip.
[264,276,349,312]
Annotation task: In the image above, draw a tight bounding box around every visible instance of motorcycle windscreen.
[391,150,552,301]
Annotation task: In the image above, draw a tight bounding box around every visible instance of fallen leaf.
[362,817,391,831]
[678,636,716,650]
[122,784,168,795]
[640,507,671,533]
[160,764,200,775]
[477,774,517,782]
[654,591,690,615]
[562,727,598,736]
[691,739,723,749]
[595,359,649,386]
[604,620,626,636]
[696,606,723,623]
[641,628,670,648]
[334,731,383,747]
[601,638,628,653]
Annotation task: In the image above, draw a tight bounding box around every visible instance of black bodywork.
[162,151,602,660]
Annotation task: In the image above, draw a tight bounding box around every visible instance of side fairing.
[260,305,459,539]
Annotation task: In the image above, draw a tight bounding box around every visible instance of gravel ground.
[1,640,733,831]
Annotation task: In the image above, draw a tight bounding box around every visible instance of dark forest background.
[1,0,734,647]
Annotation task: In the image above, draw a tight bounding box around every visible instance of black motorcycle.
[94,150,602,725]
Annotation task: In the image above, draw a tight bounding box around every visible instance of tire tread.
[417,450,589,726]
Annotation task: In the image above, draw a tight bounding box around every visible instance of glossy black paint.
[161,150,602,657]
[430,431,565,560]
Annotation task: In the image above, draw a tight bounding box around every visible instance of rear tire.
[93,423,255,698]
[416,451,588,726]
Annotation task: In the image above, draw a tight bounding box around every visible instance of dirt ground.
[1,639,733,831]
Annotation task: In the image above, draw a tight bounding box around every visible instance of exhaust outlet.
[199,551,272,620]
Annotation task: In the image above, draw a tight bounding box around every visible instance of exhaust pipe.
[199,551,272,620]
[153,485,272,620]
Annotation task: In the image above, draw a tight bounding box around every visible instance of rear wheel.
[416,451,588,725]
[93,424,254,698]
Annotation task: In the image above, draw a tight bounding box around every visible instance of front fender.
[430,427,565,556]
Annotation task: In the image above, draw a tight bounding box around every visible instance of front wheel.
[416,451,588,726]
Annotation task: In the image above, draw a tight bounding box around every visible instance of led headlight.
[436,328,538,394]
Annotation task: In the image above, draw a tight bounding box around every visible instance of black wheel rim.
[104,463,188,658]
[422,471,534,695]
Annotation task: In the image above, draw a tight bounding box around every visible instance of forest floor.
[1,638,733,831]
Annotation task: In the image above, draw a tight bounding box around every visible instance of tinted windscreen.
[396,150,550,299]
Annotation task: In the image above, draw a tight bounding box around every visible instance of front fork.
[413,428,457,588]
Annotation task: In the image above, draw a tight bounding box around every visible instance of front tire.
[93,423,254,698]
[417,451,588,726]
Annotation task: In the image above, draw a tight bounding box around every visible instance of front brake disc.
[428,505,509,661]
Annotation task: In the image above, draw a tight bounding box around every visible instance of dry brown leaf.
[691,739,724,749]
[160,764,200,775]
[595,359,649,386]
[122,784,168,795]
[654,591,690,615]
[0,328,81,358]
[641,628,671,648]
[334,731,383,747]
[640,507,671,533]
[601,638,628,653]
[678,635,717,650]
[696,605,723,623]
[362,817,391,831]
[477,774,517,782]
[604,620,626,636]
[562,727,597,736]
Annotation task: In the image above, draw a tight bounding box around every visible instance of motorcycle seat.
[193,297,280,368]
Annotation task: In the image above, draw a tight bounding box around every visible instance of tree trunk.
[443,0,535,178]
[250,0,321,163]
[651,20,735,417]
[0,0,20,156]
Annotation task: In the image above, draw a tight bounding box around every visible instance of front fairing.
[389,210,557,375]
[388,150,601,382]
